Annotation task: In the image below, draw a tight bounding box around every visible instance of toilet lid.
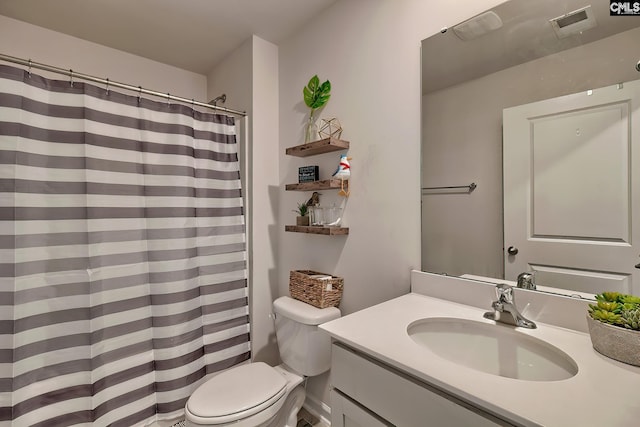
[187,362,287,421]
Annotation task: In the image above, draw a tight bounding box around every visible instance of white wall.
[207,36,281,366]
[206,38,252,113]
[277,0,506,413]
[0,15,206,99]
[249,36,280,366]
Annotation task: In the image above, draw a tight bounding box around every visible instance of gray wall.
[277,0,508,415]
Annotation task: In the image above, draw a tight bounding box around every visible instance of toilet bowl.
[184,296,341,427]
[184,363,304,427]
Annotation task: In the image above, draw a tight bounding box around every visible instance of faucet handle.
[495,283,514,303]
[485,283,537,329]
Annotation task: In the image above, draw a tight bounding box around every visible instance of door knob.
[635,263,640,269]
[507,246,519,256]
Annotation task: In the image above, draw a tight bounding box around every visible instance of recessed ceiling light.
[453,11,503,41]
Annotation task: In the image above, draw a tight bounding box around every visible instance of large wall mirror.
[421,0,640,297]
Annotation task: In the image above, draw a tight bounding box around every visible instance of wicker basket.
[289,270,343,308]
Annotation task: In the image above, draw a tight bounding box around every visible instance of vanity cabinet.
[285,137,349,235]
[330,343,515,427]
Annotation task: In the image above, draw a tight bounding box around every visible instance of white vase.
[304,113,317,143]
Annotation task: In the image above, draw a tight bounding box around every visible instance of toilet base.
[269,384,306,427]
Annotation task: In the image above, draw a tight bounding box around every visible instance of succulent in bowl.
[588,292,640,331]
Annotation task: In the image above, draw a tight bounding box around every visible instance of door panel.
[503,80,640,294]
[531,102,629,241]
[530,265,631,295]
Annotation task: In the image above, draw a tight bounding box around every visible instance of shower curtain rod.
[0,53,247,117]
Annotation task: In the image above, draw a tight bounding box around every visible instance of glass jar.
[324,205,342,227]
[310,205,324,226]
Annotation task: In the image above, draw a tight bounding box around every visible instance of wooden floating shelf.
[285,225,349,235]
[286,137,350,157]
[285,179,348,191]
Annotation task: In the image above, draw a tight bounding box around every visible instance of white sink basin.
[407,317,578,381]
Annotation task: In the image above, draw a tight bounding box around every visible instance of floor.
[169,408,326,427]
[297,408,328,427]
[296,418,314,427]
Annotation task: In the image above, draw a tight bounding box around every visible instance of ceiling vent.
[550,5,597,39]
[453,11,503,41]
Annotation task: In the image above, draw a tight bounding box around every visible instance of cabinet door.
[331,389,393,427]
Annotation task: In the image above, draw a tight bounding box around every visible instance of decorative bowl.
[586,314,640,367]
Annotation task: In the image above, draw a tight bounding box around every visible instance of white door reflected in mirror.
[503,80,640,295]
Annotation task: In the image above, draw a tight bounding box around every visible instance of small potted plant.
[587,291,640,366]
[293,202,310,226]
[303,75,331,143]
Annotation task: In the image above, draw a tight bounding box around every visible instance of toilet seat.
[186,362,287,425]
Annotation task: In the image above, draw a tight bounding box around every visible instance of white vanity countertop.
[320,293,640,427]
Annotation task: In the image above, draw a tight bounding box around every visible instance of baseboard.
[303,394,332,426]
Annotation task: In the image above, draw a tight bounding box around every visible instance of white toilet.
[184,296,341,427]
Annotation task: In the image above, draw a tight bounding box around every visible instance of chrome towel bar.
[422,182,477,193]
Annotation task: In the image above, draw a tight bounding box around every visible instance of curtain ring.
[191,99,195,117]
[27,59,32,77]
[166,93,170,105]
[138,86,142,103]
[105,78,110,95]
[69,69,74,87]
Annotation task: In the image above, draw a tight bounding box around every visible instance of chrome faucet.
[483,284,537,329]
[517,271,536,290]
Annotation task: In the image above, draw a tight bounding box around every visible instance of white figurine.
[332,154,351,196]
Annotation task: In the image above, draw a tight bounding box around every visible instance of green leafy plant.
[303,75,331,116]
[293,202,308,217]
[589,292,640,331]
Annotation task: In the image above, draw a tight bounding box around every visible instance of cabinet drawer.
[331,343,513,427]
[331,389,393,427]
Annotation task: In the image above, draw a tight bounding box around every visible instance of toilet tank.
[273,296,341,376]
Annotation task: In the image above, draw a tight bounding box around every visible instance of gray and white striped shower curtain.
[0,64,250,426]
